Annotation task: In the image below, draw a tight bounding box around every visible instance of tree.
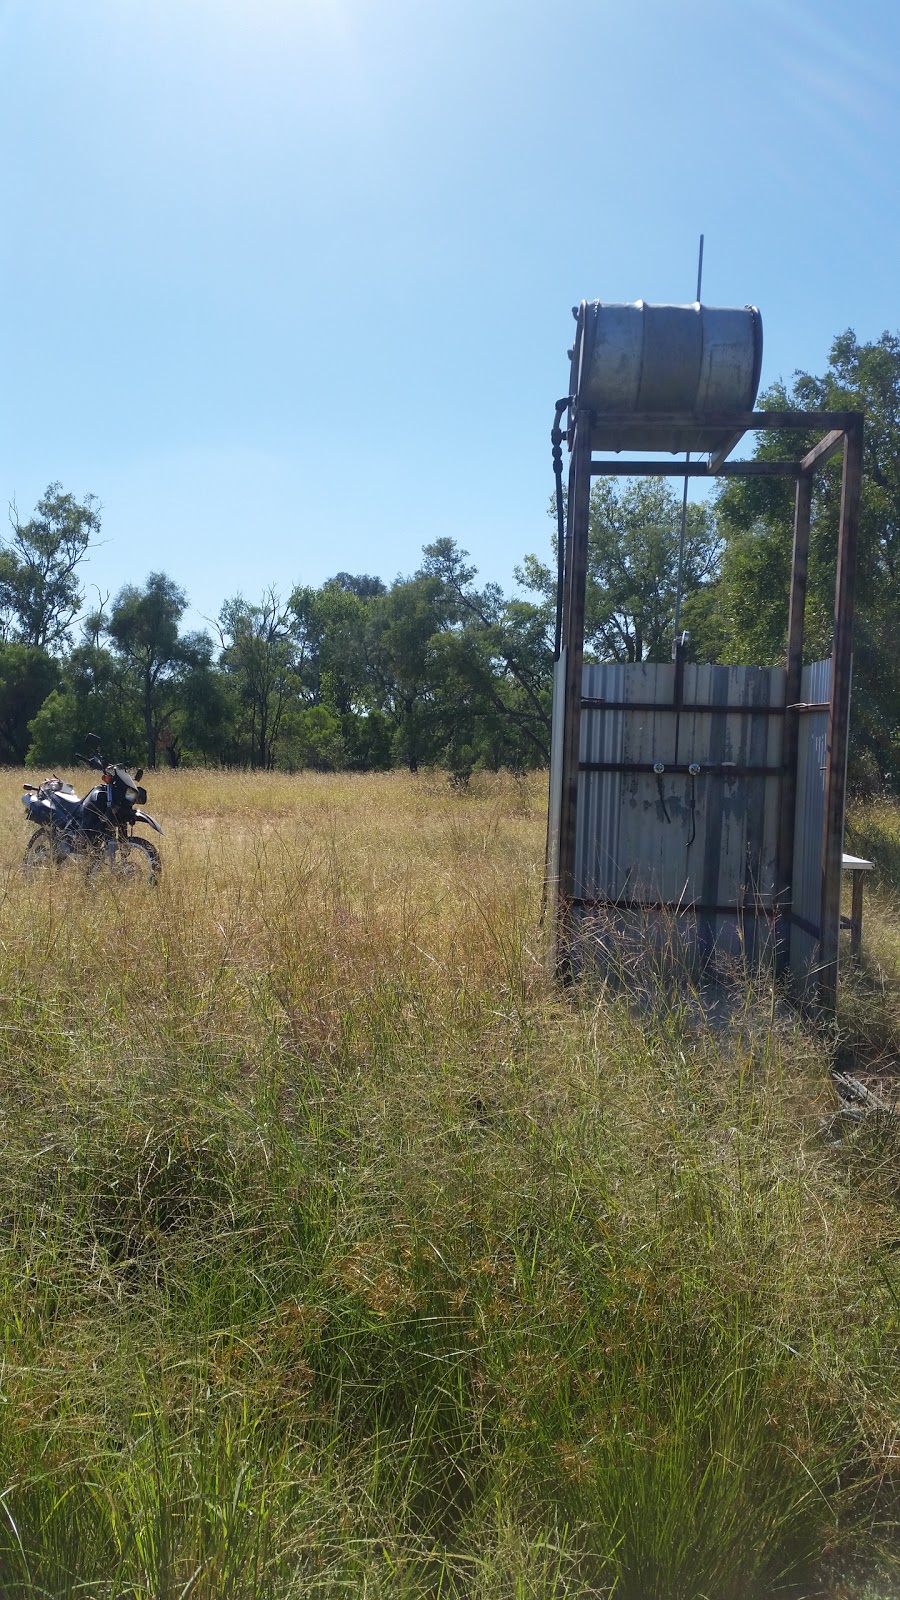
[0,484,101,650]
[421,538,552,769]
[106,573,209,768]
[708,331,900,784]
[176,647,233,766]
[217,590,300,769]
[328,572,386,601]
[26,642,140,768]
[0,644,59,762]
[288,581,370,715]
[521,479,719,665]
[364,572,450,771]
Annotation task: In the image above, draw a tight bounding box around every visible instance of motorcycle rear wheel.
[23,829,72,870]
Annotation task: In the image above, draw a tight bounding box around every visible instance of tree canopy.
[0,484,100,651]
[700,329,900,784]
[6,325,900,787]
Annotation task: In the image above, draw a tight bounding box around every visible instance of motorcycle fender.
[133,809,163,835]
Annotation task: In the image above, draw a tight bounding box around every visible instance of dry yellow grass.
[0,767,894,1598]
[0,767,545,1053]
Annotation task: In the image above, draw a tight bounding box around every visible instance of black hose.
[551,397,571,660]
[654,771,671,824]
[688,773,697,847]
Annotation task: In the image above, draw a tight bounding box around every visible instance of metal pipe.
[819,419,864,1009]
[673,234,704,642]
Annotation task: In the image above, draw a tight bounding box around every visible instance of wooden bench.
[842,854,874,958]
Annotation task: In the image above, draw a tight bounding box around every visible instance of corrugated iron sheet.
[546,650,566,890]
[574,660,786,968]
[549,656,836,985]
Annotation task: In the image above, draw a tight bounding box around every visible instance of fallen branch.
[832,1071,894,1115]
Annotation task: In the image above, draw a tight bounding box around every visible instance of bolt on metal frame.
[551,408,865,1010]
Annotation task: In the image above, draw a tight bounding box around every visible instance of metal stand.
[550,409,864,1010]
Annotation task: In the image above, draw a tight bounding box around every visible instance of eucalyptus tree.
[421,538,553,770]
[0,484,101,651]
[216,589,300,769]
[708,330,900,784]
[520,479,719,665]
[106,573,211,768]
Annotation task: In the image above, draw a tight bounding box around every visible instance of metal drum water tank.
[570,300,763,454]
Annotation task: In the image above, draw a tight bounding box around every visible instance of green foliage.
[290,580,371,715]
[585,480,719,662]
[0,643,59,763]
[709,337,900,783]
[521,480,718,665]
[277,704,346,771]
[14,544,552,774]
[176,647,234,765]
[702,379,826,667]
[218,590,301,769]
[365,572,447,771]
[341,707,393,771]
[0,484,100,650]
[106,573,213,768]
[26,643,141,767]
[421,539,552,769]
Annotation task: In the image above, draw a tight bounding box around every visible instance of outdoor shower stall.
[546,299,864,1006]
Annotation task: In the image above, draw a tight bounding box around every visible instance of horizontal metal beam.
[589,459,800,478]
[571,896,777,917]
[570,897,823,931]
[799,429,845,473]
[579,410,861,431]
[582,697,785,715]
[578,761,784,777]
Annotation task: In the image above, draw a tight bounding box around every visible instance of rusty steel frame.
[551,408,865,1010]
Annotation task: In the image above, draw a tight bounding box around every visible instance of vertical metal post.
[775,472,812,975]
[819,419,864,1009]
[850,871,864,960]
[673,234,704,642]
[554,411,593,975]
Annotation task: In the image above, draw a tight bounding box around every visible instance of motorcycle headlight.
[125,787,138,802]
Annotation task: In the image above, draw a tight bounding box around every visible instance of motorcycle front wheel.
[113,836,162,885]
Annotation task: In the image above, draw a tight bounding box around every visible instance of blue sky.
[1,0,898,632]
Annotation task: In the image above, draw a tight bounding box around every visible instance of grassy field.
[0,766,896,1599]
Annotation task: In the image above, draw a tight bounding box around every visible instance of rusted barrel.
[570,300,763,454]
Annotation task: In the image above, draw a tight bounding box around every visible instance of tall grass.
[0,768,894,1597]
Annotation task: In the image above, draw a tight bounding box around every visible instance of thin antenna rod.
[673,233,704,643]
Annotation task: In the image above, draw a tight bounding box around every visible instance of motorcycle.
[21,735,163,883]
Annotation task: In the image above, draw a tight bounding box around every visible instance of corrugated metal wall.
[549,657,835,983]
[574,660,787,966]
[546,650,566,891]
